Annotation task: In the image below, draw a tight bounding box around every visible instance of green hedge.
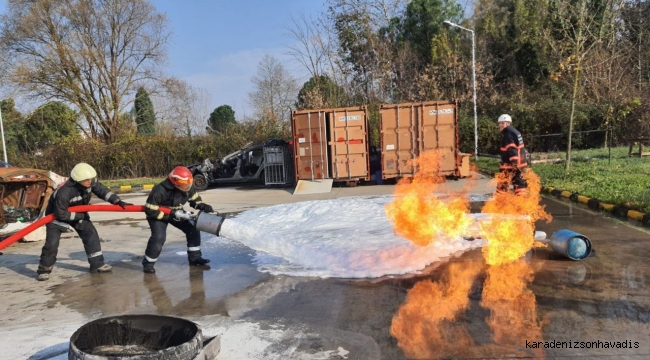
[11,119,290,179]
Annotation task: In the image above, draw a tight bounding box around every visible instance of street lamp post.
[443,20,478,161]
[0,106,7,163]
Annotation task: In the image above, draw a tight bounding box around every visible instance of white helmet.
[498,114,512,123]
[70,163,97,182]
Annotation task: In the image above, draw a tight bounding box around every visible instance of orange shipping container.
[292,106,370,183]
[379,100,460,179]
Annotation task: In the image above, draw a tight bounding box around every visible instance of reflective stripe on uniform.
[70,196,83,202]
[188,246,201,251]
[104,191,114,201]
[190,193,199,201]
[69,212,77,221]
[145,203,160,210]
[156,212,165,220]
[145,255,158,262]
[172,205,183,210]
[52,220,71,228]
[195,200,204,205]
[88,251,103,258]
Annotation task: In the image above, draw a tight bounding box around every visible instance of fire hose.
[0,205,225,252]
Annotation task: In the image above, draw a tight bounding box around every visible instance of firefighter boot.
[188,250,210,266]
[37,265,53,281]
[143,264,156,274]
[142,258,156,274]
[90,264,113,273]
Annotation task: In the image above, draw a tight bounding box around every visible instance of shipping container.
[379,100,460,179]
[292,106,370,184]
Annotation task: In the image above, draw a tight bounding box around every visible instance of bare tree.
[286,14,328,79]
[152,77,211,138]
[248,54,298,120]
[327,0,408,29]
[0,0,170,142]
[545,0,616,171]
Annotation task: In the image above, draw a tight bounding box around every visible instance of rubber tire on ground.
[193,173,209,191]
[68,315,202,360]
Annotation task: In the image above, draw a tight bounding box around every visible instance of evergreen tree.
[134,87,156,135]
[208,105,236,133]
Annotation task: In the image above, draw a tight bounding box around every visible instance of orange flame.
[480,169,552,266]
[388,154,550,357]
[480,260,545,357]
[385,151,472,246]
[391,259,544,358]
[390,260,483,359]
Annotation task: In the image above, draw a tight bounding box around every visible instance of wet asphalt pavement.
[36,196,650,359]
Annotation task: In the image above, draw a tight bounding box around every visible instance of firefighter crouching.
[37,163,132,281]
[142,166,215,274]
[497,114,528,195]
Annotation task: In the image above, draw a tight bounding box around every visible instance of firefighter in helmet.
[142,166,215,273]
[497,114,528,195]
[37,163,131,281]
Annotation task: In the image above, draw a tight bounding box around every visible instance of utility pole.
[0,106,7,163]
[443,20,478,161]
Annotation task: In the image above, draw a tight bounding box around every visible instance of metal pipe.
[194,212,226,237]
[396,105,401,177]
[319,110,325,179]
[318,110,331,179]
[344,109,351,179]
[308,111,314,181]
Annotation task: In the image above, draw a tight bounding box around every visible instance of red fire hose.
[0,204,170,251]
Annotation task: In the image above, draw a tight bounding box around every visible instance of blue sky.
[0,0,326,117]
[0,1,476,118]
[151,0,326,118]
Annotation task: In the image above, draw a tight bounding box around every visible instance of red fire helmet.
[168,166,193,192]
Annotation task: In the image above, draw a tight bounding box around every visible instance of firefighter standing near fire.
[37,163,131,281]
[142,166,215,274]
[497,114,528,195]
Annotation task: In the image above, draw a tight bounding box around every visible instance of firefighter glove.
[195,203,213,213]
[170,209,190,220]
[116,200,132,209]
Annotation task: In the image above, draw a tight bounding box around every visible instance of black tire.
[193,173,209,191]
[68,315,202,360]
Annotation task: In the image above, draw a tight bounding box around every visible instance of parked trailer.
[292,106,370,186]
[379,100,468,179]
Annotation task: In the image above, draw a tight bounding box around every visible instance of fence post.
[608,126,612,166]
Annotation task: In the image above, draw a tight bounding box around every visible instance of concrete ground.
[1,173,650,359]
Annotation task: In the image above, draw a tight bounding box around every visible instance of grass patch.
[101,177,165,188]
[475,147,650,213]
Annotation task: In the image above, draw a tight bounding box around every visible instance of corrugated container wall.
[379,101,459,179]
[292,106,370,183]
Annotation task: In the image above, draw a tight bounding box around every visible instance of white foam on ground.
[199,316,377,360]
[210,195,490,278]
